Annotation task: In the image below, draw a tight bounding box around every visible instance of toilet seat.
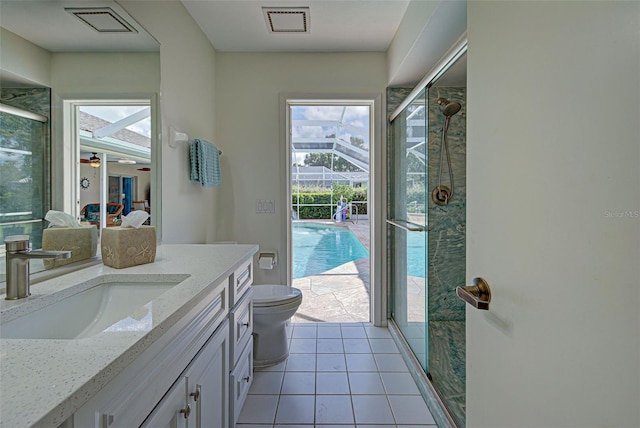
[252,284,302,308]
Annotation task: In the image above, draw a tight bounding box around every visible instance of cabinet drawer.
[231,259,253,306]
[229,288,253,365]
[229,338,253,426]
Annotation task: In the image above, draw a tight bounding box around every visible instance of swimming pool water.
[293,223,369,279]
[407,231,427,278]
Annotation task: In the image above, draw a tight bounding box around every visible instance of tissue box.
[42,226,98,268]
[101,226,156,269]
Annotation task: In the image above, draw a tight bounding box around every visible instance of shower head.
[437,97,462,117]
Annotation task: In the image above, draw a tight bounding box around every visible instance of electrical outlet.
[256,199,275,214]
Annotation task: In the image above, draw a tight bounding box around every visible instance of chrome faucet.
[4,235,72,300]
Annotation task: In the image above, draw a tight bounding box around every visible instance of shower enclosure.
[387,38,467,428]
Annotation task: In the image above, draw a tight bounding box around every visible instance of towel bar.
[169,127,222,155]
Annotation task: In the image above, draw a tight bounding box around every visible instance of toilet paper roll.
[259,256,274,270]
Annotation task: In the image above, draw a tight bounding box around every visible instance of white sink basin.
[0,277,186,340]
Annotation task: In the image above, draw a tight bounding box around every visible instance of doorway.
[287,101,373,323]
[62,100,154,230]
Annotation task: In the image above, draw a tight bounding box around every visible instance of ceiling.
[181,0,411,52]
[0,0,159,52]
[1,0,466,86]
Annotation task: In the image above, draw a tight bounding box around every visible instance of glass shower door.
[388,88,428,370]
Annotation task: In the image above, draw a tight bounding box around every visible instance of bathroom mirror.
[0,0,161,284]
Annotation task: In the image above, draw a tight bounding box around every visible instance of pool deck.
[292,219,371,323]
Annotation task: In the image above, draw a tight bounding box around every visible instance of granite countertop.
[0,244,258,428]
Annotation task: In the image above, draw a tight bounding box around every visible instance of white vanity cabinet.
[142,319,229,428]
[71,258,241,428]
[228,260,255,427]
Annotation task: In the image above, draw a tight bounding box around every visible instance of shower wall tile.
[1,88,51,118]
[428,87,466,322]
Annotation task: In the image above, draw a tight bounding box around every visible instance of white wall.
[49,52,160,217]
[215,52,387,285]
[120,1,219,244]
[0,27,51,86]
[466,1,639,426]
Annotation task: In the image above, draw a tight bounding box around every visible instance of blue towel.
[189,139,222,187]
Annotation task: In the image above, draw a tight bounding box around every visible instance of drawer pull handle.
[242,322,250,327]
[180,403,191,419]
[243,376,251,383]
[190,388,200,402]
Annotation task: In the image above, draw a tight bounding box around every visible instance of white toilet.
[252,284,303,367]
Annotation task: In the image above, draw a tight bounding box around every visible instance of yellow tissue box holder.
[42,226,98,268]
[101,226,157,269]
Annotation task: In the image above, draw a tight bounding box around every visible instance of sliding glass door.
[387,88,428,370]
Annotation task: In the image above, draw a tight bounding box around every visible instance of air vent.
[65,7,138,33]
[262,7,310,33]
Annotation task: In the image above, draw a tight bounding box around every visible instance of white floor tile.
[316,354,347,372]
[317,326,342,338]
[293,326,318,339]
[317,338,345,353]
[315,395,355,424]
[275,395,315,424]
[356,425,396,428]
[351,395,395,424]
[374,353,409,372]
[345,354,378,372]
[343,339,372,354]
[368,338,400,354]
[281,372,316,395]
[290,338,317,353]
[274,425,311,428]
[348,372,385,395]
[238,395,279,424]
[319,426,355,428]
[286,353,317,372]
[249,371,284,394]
[363,326,392,339]
[387,395,435,425]
[316,372,350,394]
[341,326,367,338]
[380,372,421,395]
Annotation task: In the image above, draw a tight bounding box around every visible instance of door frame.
[280,94,385,325]
[56,94,160,234]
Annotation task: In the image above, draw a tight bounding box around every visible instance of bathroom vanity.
[0,244,257,428]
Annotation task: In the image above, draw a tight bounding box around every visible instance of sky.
[80,105,151,138]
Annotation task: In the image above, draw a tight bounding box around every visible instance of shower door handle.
[456,277,492,310]
[386,219,427,232]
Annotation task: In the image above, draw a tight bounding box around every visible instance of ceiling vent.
[65,7,138,33]
[262,7,310,33]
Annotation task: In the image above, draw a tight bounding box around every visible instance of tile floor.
[237,322,436,427]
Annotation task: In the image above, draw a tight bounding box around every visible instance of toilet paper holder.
[258,252,277,270]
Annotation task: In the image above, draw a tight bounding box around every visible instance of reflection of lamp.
[89,152,101,168]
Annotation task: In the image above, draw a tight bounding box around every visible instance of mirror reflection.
[0,0,160,283]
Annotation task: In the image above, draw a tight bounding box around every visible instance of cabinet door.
[141,377,188,428]
[186,320,229,428]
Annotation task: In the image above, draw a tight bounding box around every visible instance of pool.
[407,231,426,278]
[292,222,369,279]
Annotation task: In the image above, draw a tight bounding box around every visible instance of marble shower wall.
[428,86,466,322]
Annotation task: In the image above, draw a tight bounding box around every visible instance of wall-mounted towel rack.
[169,127,223,155]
